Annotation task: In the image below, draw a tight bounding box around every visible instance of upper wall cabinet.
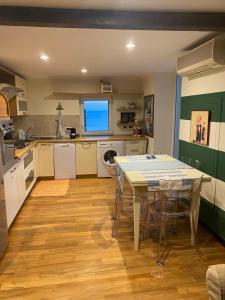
[9,76,28,117]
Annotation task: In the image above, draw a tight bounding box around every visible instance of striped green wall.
[179,91,225,241]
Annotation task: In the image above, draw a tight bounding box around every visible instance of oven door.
[23,149,34,172]
[24,167,35,197]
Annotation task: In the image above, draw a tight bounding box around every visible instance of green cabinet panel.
[181,92,224,122]
[179,140,218,178]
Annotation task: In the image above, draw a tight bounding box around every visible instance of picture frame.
[143,94,154,137]
[190,110,210,146]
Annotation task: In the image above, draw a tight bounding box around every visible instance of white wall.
[143,73,176,155]
[182,69,225,97]
[27,79,80,115]
[26,77,143,135]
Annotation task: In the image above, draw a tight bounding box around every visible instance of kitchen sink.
[31,136,63,140]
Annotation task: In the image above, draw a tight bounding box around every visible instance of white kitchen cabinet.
[38,143,54,177]
[125,140,147,156]
[76,142,97,175]
[9,76,28,117]
[4,165,20,228]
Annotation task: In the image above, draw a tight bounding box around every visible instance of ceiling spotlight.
[81,68,87,74]
[126,43,136,49]
[40,54,49,61]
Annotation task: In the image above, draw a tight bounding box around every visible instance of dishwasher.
[54,143,76,179]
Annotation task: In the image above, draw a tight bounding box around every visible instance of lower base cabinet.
[125,140,147,155]
[76,142,97,175]
[4,165,19,228]
[38,143,54,177]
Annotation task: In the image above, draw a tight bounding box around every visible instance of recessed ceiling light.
[81,68,87,74]
[126,43,136,49]
[40,54,49,61]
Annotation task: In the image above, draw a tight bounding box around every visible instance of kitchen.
[0,2,225,300]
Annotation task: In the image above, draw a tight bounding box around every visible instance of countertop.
[15,135,148,158]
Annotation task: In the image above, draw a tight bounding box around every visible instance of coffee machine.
[65,127,77,139]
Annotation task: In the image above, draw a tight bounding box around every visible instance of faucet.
[25,127,33,141]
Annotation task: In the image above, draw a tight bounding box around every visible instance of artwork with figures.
[143,95,154,137]
[190,110,210,146]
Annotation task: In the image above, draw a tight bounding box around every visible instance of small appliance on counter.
[65,127,77,139]
[133,117,143,136]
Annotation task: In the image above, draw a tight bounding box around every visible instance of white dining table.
[114,154,211,251]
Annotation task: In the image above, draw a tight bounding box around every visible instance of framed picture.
[190,110,210,146]
[143,95,154,137]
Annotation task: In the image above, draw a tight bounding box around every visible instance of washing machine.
[97,141,124,177]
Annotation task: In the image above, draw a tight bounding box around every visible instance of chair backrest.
[158,176,203,209]
[105,162,124,192]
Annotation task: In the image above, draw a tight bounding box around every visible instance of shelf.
[117,122,135,128]
[45,92,143,101]
[117,107,142,112]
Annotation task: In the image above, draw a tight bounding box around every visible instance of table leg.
[133,186,147,251]
[133,189,141,251]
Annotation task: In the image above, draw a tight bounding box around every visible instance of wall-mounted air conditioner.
[177,34,225,77]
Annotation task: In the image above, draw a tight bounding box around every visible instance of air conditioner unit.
[177,34,225,77]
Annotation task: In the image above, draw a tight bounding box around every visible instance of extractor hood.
[0,83,22,101]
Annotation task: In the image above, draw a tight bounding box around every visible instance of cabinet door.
[76,142,97,175]
[125,140,147,155]
[38,143,54,177]
[4,166,19,228]
[16,159,26,210]
[33,145,39,178]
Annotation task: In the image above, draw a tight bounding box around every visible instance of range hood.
[0,83,22,101]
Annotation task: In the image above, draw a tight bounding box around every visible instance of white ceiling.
[0,0,225,12]
[0,26,211,79]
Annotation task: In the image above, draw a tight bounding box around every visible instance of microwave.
[9,92,28,116]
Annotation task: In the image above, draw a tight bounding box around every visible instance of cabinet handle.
[82,143,91,149]
[10,167,16,173]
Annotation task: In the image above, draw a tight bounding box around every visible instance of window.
[81,99,112,134]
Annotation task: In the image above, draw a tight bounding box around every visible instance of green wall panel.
[179,91,225,243]
[179,140,218,178]
[217,151,225,182]
[180,92,224,121]
[200,197,225,241]
[221,97,225,122]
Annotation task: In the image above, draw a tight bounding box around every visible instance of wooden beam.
[0,6,225,31]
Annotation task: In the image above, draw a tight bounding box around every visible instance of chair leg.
[156,216,167,265]
[143,196,153,239]
[111,188,120,220]
[112,195,122,237]
[190,212,202,257]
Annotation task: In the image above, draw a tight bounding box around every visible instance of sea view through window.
[83,100,109,132]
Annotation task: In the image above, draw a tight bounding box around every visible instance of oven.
[23,148,35,196]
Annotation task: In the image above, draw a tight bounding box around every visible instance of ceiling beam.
[0,6,225,31]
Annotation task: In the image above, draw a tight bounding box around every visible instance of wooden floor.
[0,178,225,300]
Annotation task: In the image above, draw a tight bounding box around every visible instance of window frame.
[80,98,113,136]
